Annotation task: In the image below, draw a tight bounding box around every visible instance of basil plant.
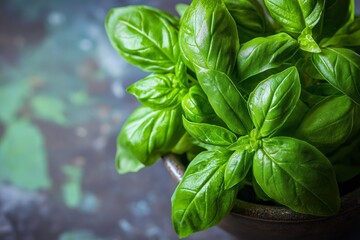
[105,0,360,238]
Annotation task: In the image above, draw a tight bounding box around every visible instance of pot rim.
[162,153,360,223]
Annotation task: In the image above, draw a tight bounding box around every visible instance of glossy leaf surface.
[225,150,254,189]
[118,106,183,166]
[181,85,216,123]
[197,69,253,135]
[248,67,301,137]
[264,0,324,33]
[183,117,237,147]
[225,0,266,43]
[298,27,321,53]
[127,73,187,109]
[253,137,340,216]
[172,151,237,238]
[237,33,298,82]
[179,0,239,74]
[105,6,179,72]
[312,48,360,104]
[116,131,145,174]
[297,95,357,147]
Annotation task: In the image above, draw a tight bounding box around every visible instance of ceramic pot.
[162,154,360,240]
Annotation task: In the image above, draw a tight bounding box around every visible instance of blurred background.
[0,1,359,240]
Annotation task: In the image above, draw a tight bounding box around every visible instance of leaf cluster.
[105,0,360,237]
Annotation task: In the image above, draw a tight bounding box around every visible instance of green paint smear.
[31,95,68,125]
[68,90,90,106]
[59,230,107,240]
[62,165,83,208]
[0,81,30,124]
[0,120,52,190]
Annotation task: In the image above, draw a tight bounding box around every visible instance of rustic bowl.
[162,154,360,240]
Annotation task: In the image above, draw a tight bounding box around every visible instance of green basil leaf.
[252,176,272,201]
[228,135,251,151]
[225,150,254,189]
[183,117,237,147]
[171,151,237,238]
[197,69,253,135]
[298,27,321,53]
[297,95,357,148]
[181,85,217,123]
[299,60,343,105]
[225,0,266,43]
[119,106,184,166]
[272,100,309,137]
[253,137,340,216]
[179,0,239,74]
[116,131,145,174]
[264,0,325,33]
[321,18,360,48]
[312,48,360,104]
[175,59,189,88]
[237,64,294,96]
[127,73,187,109]
[171,133,196,155]
[322,0,355,38]
[105,6,179,73]
[248,67,301,137]
[237,33,298,82]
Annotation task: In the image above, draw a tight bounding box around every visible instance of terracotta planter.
[162,154,360,240]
